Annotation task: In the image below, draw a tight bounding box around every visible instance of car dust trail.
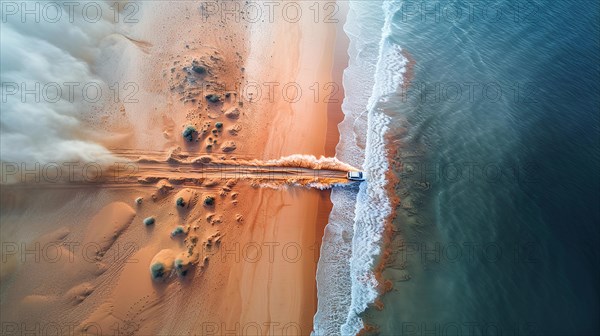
[1,151,361,190]
[133,161,351,189]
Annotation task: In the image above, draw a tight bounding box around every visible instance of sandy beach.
[0,1,349,334]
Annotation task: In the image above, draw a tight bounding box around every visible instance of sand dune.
[0,0,348,334]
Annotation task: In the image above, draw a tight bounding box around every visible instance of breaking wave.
[314,1,407,335]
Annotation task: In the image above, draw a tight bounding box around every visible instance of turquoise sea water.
[316,0,599,335]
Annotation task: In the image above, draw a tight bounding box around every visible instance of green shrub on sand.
[174,259,183,269]
[192,65,206,74]
[174,258,188,276]
[182,125,197,142]
[215,122,223,129]
[176,197,185,207]
[171,226,185,237]
[135,197,143,205]
[204,196,215,206]
[206,94,221,103]
[149,249,175,281]
[150,262,166,279]
[143,217,155,226]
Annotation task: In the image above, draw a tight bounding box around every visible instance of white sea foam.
[314,1,407,335]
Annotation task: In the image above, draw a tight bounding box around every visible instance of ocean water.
[316,0,599,335]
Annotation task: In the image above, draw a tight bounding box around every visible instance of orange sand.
[0,0,349,335]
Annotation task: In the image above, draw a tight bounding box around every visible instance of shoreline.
[325,2,350,158]
[230,1,350,331]
[314,0,351,322]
